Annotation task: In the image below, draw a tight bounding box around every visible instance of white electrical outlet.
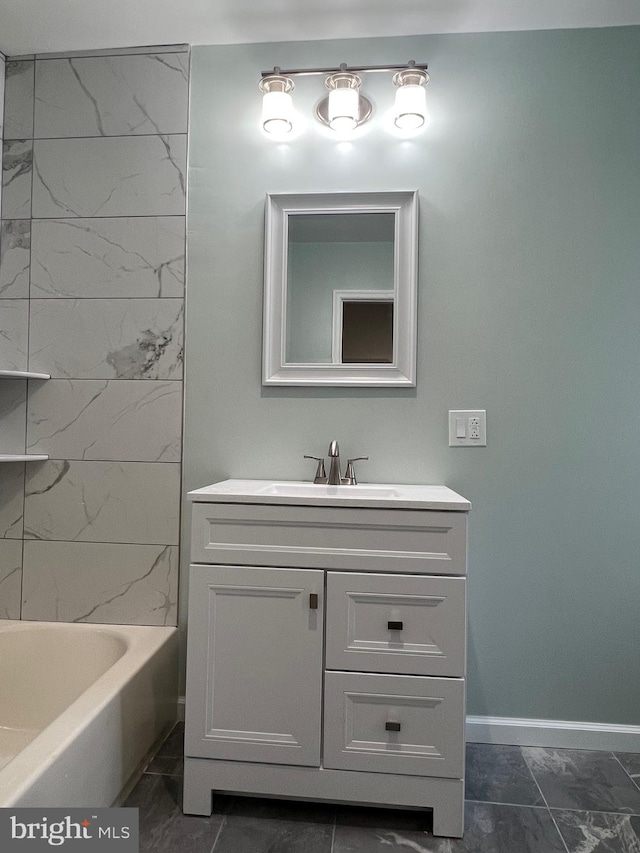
[449,410,487,446]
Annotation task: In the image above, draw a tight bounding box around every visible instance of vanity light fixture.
[259,69,295,135]
[393,62,430,129]
[259,61,428,136]
[316,66,372,132]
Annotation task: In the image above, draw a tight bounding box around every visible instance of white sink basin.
[255,482,401,498]
[188,479,471,511]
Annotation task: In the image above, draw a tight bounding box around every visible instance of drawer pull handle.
[385,721,401,732]
[309,593,319,610]
[387,620,403,631]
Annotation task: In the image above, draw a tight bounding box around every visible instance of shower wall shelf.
[0,369,51,380]
[0,454,49,462]
[0,369,51,461]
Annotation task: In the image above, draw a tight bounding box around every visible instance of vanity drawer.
[326,572,465,677]
[323,671,465,778]
[190,502,467,575]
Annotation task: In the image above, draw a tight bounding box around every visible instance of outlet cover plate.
[449,410,487,446]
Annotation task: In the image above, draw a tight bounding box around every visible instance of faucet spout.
[327,440,341,485]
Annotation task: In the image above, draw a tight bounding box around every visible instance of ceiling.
[1,0,639,57]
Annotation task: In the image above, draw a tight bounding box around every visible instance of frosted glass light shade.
[259,73,295,135]
[394,83,427,129]
[328,87,359,132]
[262,90,294,135]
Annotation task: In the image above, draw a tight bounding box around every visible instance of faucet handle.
[341,457,369,486]
[303,455,327,484]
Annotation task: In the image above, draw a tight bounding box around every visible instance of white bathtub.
[0,620,178,808]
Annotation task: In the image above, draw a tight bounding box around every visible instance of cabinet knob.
[387,620,403,631]
[385,721,401,732]
[309,593,319,610]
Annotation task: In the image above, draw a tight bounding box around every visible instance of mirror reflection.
[340,298,393,363]
[285,212,395,365]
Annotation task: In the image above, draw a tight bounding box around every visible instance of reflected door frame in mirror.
[262,191,418,386]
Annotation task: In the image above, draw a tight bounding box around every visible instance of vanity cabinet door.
[185,564,324,767]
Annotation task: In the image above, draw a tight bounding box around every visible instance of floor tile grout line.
[519,746,571,853]
[208,814,226,853]
[464,799,553,810]
[546,809,571,853]
[547,806,640,818]
[519,746,552,808]
[329,814,337,853]
[611,752,640,795]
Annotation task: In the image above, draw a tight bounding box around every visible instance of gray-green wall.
[185,27,640,724]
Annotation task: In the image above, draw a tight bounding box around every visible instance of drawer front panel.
[323,672,465,778]
[326,573,466,677]
[191,502,467,575]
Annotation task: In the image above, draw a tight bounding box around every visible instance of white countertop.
[188,479,471,511]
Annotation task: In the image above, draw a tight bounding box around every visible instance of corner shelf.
[0,369,50,462]
[0,454,49,462]
[0,369,51,380]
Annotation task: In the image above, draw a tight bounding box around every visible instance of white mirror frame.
[262,190,419,386]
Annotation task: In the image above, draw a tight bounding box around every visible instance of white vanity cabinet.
[184,480,470,838]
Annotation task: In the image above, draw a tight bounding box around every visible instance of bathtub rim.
[0,620,178,808]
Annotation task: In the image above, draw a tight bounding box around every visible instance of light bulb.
[394,84,427,129]
[328,87,359,132]
[259,73,295,136]
[262,90,294,135]
[392,66,429,131]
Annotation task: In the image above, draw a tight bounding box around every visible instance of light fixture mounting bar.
[260,62,428,79]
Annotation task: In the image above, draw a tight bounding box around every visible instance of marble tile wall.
[0,48,189,625]
[0,54,4,218]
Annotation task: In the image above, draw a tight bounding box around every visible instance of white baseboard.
[467,715,640,753]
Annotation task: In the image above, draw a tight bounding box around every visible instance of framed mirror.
[262,191,418,386]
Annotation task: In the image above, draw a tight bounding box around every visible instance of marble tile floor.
[125,724,640,853]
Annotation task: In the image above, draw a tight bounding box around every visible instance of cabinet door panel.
[326,572,466,676]
[185,565,324,767]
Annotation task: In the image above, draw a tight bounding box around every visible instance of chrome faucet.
[327,440,341,485]
[305,441,369,485]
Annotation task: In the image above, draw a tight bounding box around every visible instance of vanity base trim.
[183,756,464,838]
